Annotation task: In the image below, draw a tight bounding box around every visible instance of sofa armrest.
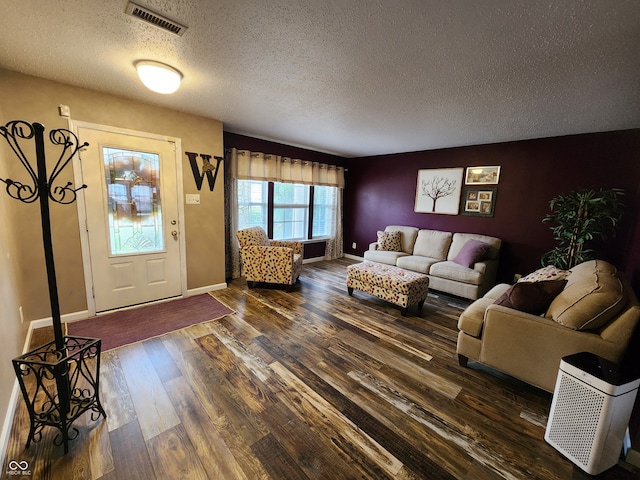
[473,259,499,298]
[241,245,294,267]
[473,262,487,275]
[480,304,623,391]
[369,242,379,251]
[270,240,303,256]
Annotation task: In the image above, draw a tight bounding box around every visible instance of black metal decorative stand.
[1,120,106,453]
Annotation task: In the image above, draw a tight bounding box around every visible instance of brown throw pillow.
[377,230,402,252]
[493,279,567,315]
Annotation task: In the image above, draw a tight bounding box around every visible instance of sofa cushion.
[546,269,626,330]
[396,255,440,274]
[412,229,452,260]
[377,230,402,251]
[453,239,491,268]
[493,279,567,315]
[519,265,570,283]
[429,261,483,285]
[448,233,501,261]
[384,226,419,254]
[363,249,409,265]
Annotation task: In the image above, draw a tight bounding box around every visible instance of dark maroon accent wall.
[343,129,640,288]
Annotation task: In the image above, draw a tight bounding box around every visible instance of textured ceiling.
[1,1,639,157]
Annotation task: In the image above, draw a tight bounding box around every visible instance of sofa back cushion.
[546,260,626,330]
[385,226,419,254]
[567,259,618,279]
[412,229,452,260]
[447,233,502,262]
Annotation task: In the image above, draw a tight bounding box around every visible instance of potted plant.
[541,187,625,269]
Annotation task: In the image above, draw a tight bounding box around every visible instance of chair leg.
[347,287,354,296]
[458,354,469,367]
[247,281,255,289]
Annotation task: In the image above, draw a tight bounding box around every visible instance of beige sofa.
[364,225,502,300]
[457,260,640,392]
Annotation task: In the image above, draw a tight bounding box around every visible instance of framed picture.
[414,168,464,215]
[461,187,497,217]
[465,166,501,185]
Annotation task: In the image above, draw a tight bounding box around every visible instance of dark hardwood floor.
[3,258,639,479]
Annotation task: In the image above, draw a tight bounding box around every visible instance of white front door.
[77,125,184,312]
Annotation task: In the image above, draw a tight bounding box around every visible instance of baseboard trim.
[0,380,19,473]
[0,318,41,472]
[344,254,364,261]
[30,309,90,329]
[187,282,227,296]
[303,256,326,264]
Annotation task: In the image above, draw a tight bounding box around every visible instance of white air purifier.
[545,352,640,475]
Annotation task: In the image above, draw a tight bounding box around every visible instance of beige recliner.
[457,260,640,392]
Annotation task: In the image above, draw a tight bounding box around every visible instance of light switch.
[186,194,200,204]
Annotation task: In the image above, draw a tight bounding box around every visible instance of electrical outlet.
[352,242,357,249]
[58,104,70,117]
[19,305,24,324]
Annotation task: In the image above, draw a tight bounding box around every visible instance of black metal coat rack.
[1,120,106,453]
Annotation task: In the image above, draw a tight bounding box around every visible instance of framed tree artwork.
[414,168,464,215]
[461,187,497,217]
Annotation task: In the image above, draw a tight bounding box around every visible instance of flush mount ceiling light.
[135,60,183,94]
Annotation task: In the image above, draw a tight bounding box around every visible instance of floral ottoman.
[346,262,429,316]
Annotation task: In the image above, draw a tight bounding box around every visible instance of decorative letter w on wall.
[186,152,223,191]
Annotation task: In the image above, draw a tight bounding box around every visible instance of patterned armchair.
[236,226,304,289]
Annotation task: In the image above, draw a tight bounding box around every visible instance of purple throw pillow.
[453,239,490,268]
[493,279,567,315]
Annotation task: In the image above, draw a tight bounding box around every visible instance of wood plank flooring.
[3,258,639,479]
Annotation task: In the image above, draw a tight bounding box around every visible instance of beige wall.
[0,136,29,453]
[0,68,226,322]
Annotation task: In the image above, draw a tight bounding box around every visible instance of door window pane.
[103,147,163,255]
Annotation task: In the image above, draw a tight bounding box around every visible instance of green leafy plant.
[541,188,625,269]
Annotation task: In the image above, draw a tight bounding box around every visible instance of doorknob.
[171,220,177,225]
[171,230,178,236]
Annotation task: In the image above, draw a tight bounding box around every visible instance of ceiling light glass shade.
[135,60,183,94]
